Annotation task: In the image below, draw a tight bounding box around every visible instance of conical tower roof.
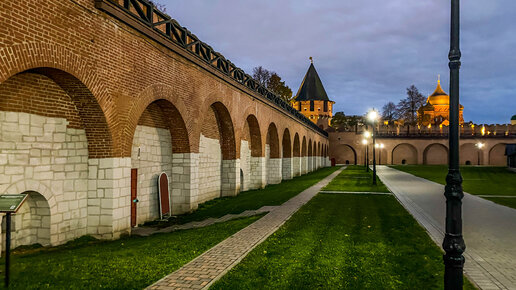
[294,61,330,101]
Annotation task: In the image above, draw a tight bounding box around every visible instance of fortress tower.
[291,58,334,129]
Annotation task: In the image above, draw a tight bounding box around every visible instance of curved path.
[148,167,345,289]
[377,166,516,290]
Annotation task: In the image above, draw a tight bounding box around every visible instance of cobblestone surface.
[132,206,279,237]
[377,166,516,290]
[147,167,344,289]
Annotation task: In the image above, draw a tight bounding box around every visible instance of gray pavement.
[377,166,516,290]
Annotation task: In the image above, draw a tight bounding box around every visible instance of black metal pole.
[366,144,369,172]
[372,126,377,185]
[477,149,480,165]
[443,0,465,288]
[5,213,11,288]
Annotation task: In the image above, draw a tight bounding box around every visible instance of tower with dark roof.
[291,58,334,129]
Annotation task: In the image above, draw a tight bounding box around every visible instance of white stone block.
[5,166,23,175]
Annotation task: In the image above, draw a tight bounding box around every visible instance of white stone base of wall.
[87,157,131,240]
[301,156,308,174]
[282,158,292,180]
[221,159,240,197]
[267,158,282,185]
[249,157,265,190]
[0,111,89,249]
[293,157,301,177]
[171,153,198,215]
[197,134,222,204]
[240,140,251,191]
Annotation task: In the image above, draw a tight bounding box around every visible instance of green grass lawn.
[0,216,261,289]
[212,194,475,289]
[391,165,516,209]
[323,165,389,192]
[154,167,341,226]
[212,166,475,289]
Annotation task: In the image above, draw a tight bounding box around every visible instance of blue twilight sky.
[160,0,516,124]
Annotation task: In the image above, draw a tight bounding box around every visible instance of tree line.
[331,85,427,130]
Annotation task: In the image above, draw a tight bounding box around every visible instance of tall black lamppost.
[368,110,378,185]
[443,0,465,288]
[376,143,384,165]
[363,132,370,172]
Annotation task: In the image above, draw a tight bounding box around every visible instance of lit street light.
[475,142,484,165]
[367,110,379,185]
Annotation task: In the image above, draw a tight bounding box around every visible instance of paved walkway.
[132,206,278,237]
[377,166,516,290]
[148,167,345,289]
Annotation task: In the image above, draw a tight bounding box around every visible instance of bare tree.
[252,67,292,102]
[382,102,397,122]
[252,66,271,87]
[396,85,426,125]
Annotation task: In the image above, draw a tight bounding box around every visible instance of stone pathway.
[132,206,278,237]
[147,167,345,290]
[377,166,516,290]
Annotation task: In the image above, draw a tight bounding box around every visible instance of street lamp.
[443,0,465,288]
[475,142,484,165]
[362,138,368,171]
[368,110,379,185]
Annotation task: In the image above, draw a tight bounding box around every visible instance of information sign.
[0,194,28,213]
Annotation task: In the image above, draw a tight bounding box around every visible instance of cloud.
[164,0,516,123]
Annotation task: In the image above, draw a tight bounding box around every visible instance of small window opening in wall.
[465,160,471,165]
[137,146,142,159]
[345,160,350,165]
[402,159,407,165]
[310,100,314,111]
[324,100,328,112]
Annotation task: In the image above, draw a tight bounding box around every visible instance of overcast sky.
[161,0,516,124]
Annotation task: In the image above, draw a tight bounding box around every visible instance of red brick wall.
[0,0,328,159]
[0,72,83,129]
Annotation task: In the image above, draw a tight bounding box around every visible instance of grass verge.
[212,166,475,289]
[391,165,516,209]
[0,215,262,289]
[153,166,341,226]
[323,165,389,192]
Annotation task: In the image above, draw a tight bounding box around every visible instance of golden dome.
[427,79,449,106]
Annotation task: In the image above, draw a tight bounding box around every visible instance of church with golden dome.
[417,77,464,127]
